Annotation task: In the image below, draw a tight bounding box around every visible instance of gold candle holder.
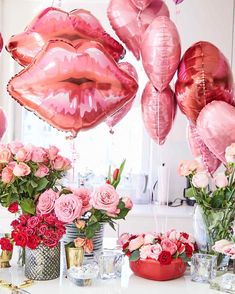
[65,247,84,269]
[0,250,13,268]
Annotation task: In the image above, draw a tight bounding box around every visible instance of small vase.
[65,247,84,269]
[25,244,60,280]
[0,250,13,268]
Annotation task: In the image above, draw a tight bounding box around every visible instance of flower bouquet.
[0,234,13,268]
[119,229,197,281]
[0,142,71,215]
[178,143,235,256]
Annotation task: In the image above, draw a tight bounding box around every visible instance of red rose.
[0,237,12,251]
[11,219,20,228]
[106,179,111,184]
[13,232,28,247]
[19,214,30,225]
[44,229,52,239]
[42,238,58,248]
[27,216,40,228]
[158,251,172,265]
[45,215,56,226]
[38,224,48,235]
[8,202,19,213]
[181,232,189,240]
[185,243,193,258]
[113,168,119,180]
[25,227,36,236]
[27,235,40,250]
[5,242,13,251]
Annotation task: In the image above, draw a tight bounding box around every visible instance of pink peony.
[31,147,47,163]
[54,194,82,223]
[0,147,12,163]
[140,244,152,259]
[192,172,209,188]
[90,184,120,214]
[48,145,59,160]
[122,197,133,210]
[13,162,31,177]
[73,188,92,215]
[1,166,14,183]
[8,142,24,154]
[129,235,144,252]
[35,164,49,178]
[149,244,162,260]
[15,147,32,162]
[214,173,228,188]
[161,238,177,255]
[117,233,131,246]
[37,189,59,215]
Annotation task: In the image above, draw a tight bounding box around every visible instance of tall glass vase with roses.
[178,143,235,267]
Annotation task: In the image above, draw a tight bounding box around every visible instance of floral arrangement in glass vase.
[118,229,197,264]
[178,143,235,255]
[0,142,71,215]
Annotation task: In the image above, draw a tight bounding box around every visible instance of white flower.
[192,172,209,188]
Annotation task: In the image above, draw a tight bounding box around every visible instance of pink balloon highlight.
[0,108,7,141]
[188,124,221,175]
[141,81,176,145]
[130,0,153,10]
[141,16,181,92]
[197,101,235,163]
[107,0,169,60]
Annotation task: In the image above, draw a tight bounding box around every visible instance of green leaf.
[30,180,38,188]
[108,221,116,231]
[185,187,195,198]
[116,207,129,219]
[211,193,224,208]
[129,250,140,262]
[112,159,126,189]
[20,198,36,215]
[85,222,101,239]
[36,178,49,192]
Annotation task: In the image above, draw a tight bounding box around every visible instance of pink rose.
[27,216,40,228]
[225,143,235,163]
[0,147,12,163]
[161,238,177,255]
[178,160,204,177]
[212,239,233,253]
[74,237,86,248]
[54,194,82,223]
[117,233,131,246]
[38,224,48,235]
[214,173,228,188]
[149,244,162,260]
[35,164,49,178]
[107,208,120,217]
[52,155,71,171]
[15,147,32,162]
[122,197,133,210]
[48,145,59,160]
[144,233,155,245]
[74,188,92,215]
[8,161,17,170]
[13,162,31,177]
[37,189,59,215]
[31,147,47,163]
[140,244,152,259]
[8,142,24,154]
[1,166,14,183]
[129,235,144,252]
[167,229,179,241]
[90,184,120,214]
[192,172,209,188]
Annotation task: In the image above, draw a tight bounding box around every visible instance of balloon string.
[231,0,235,68]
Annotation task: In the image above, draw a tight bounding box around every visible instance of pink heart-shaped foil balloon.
[176,41,234,124]
[173,0,185,4]
[197,101,235,163]
[141,16,181,92]
[0,108,7,140]
[107,0,169,60]
[141,81,176,145]
[7,40,138,137]
[6,7,125,67]
[106,62,138,129]
[0,33,3,53]
[187,124,221,174]
[130,0,153,10]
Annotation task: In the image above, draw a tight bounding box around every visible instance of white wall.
[0,0,235,202]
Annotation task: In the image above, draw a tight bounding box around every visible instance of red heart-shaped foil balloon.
[107,0,169,60]
[7,40,138,137]
[176,41,234,124]
[6,7,125,66]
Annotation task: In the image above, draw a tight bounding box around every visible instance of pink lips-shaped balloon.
[141,81,176,145]
[197,101,235,163]
[107,0,169,60]
[0,33,3,53]
[106,62,138,128]
[7,40,138,137]
[187,124,221,174]
[141,16,181,92]
[6,7,125,67]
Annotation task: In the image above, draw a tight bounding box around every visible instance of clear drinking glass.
[191,253,217,283]
[95,250,124,279]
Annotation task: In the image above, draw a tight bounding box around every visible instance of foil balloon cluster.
[176,41,234,173]
[7,7,138,137]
